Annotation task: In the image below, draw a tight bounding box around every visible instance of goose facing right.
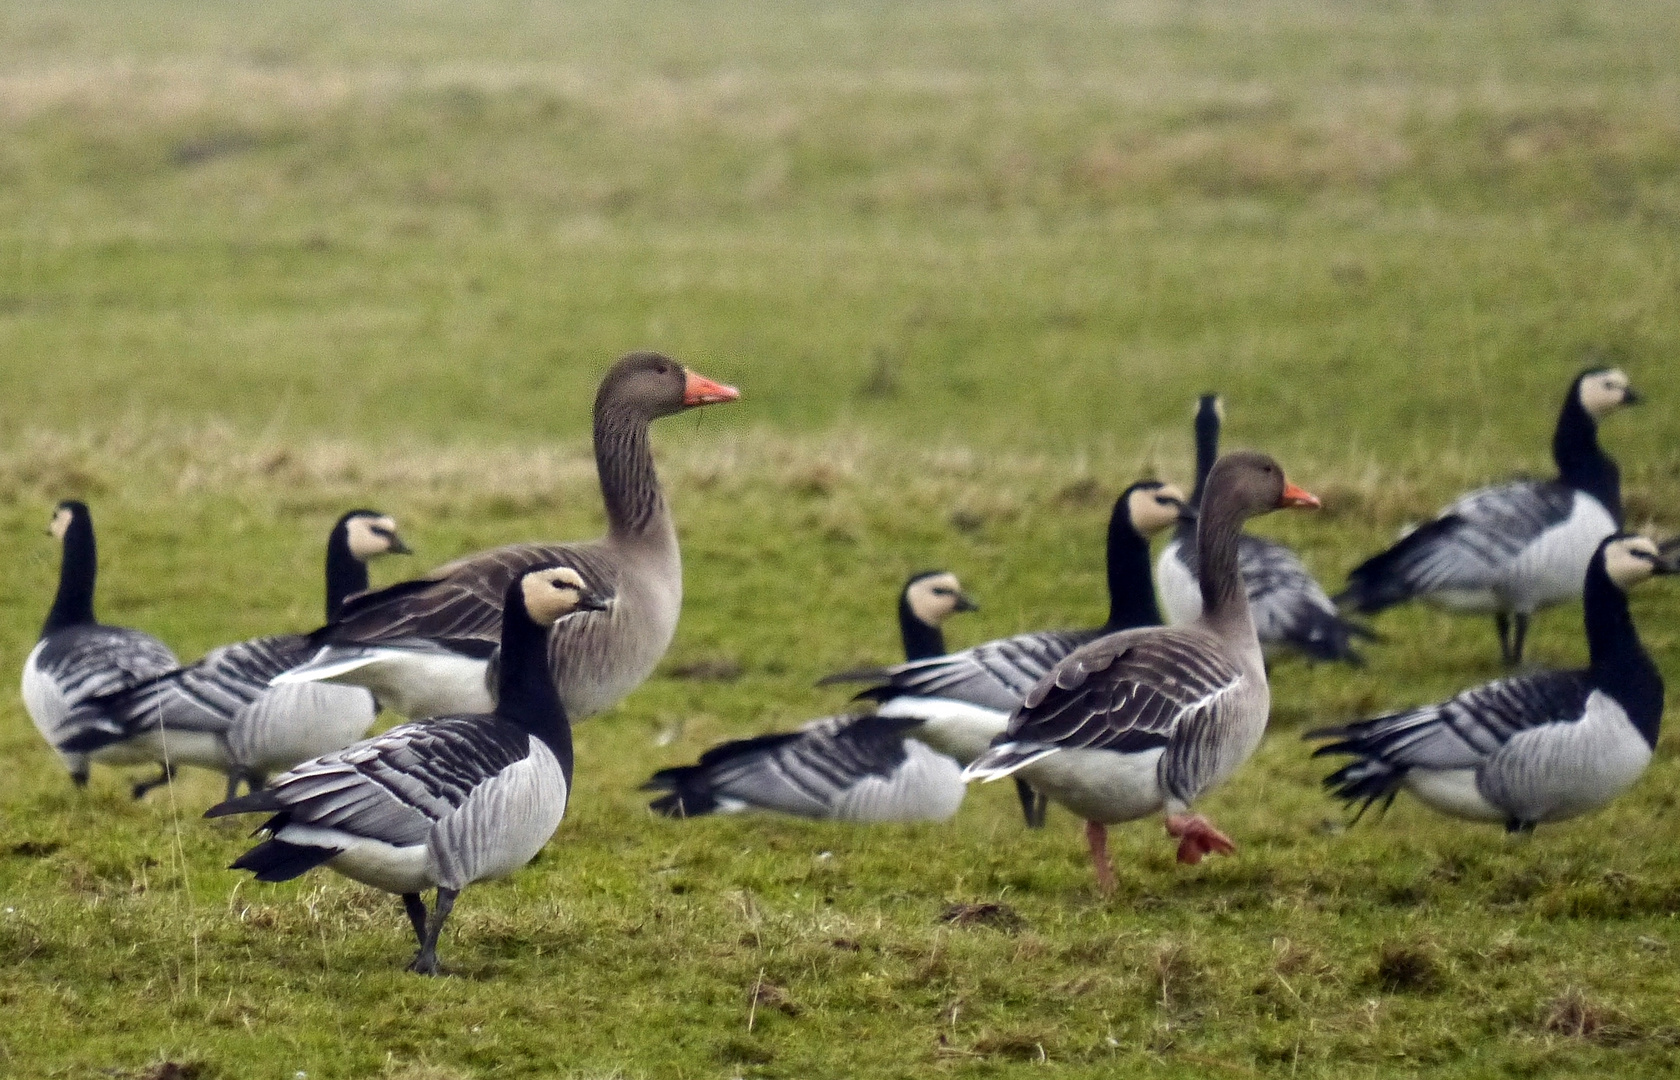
[965,453,1320,894]
[207,566,610,976]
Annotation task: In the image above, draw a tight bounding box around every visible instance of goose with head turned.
[642,571,978,822]
[65,510,410,799]
[21,501,180,789]
[1311,533,1671,832]
[1158,394,1373,664]
[820,481,1193,828]
[208,566,610,976]
[1337,367,1638,666]
[964,453,1320,894]
[273,353,737,720]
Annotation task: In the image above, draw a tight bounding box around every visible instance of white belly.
[881,697,1008,764]
[1016,747,1165,824]
[1404,768,1505,822]
[1501,496,1616,613]
[304,647,494,719]
[1156,544,1202,627]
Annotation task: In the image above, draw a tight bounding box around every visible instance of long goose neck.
[1195,494,1251,629]
[1104,510,1162,631]
[43,513,97,636]
[496,593,573,780]
[1583,563,1662,746]
[897,600,945,661]
[1190,399,1220,508]
[594,402,669,541]
[1553,389,1621,521]
[323,528,369,622]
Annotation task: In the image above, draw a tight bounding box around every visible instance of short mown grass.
[3,1,1680,1077]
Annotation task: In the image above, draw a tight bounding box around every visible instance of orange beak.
[683,369,740,407]
[1279,481,1321,510]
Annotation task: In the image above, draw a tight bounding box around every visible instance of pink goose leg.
[1165,813,1236,865]
[1085,820,1116,895]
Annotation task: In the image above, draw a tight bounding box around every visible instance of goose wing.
[1239,536,1374,662]
[29,626,179,749]
[821,629,1095,714]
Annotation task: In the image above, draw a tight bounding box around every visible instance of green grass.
[3,1,1680,1076]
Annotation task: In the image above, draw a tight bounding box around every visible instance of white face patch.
[345,515,402,560]
[49,508,72,542]
[523,567,587,626]
[1579,369,1632,419]
[906,572,968,626]
[1127,483,1187,537]
[1604,536,1661,589]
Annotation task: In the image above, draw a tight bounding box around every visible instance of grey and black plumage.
[20,501,180,789]
[64,511,409,799]
[272,354,738,721]
[965,453,1321,892]
[643,571,977,823]
[207,566,609,976]
[1310,534,1669,832]
[1158,394,1372,664]
[1337,367,1638,666]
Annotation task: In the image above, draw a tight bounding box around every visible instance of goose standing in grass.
[1158,394,1372,664]
[64,511,410,799]
[21,501,180,789]
[1310,534,1670,832]
[1337,367,1638,665]
[964,454,1320,893]
[822,481,1192,827]
[207,566,610,976]
[273,353,738,719]
[642,571,978,822]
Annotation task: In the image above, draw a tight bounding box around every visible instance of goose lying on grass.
[274,353,737,720]
[1338,367,1638,666]
[965,453,1320,894]
[22,501,179,791]
[642,571,977,822]
[64,511,410,799]
[1311,534,1671,832]
[207,567,609,976]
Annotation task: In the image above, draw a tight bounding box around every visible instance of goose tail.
[961,741,1060,784]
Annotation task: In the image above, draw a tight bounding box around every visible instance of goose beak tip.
[683,370,741,407]
[1279,482,1321,510]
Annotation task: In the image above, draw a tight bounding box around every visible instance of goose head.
[1600,534,1671,591]
[47,501,85,542]
[598,352,740,421]
[1202,451,1319,521]
[338,510,411,561]
[1123,481,1192,538]
[521,566,613,627]
[1577,367,1639,419]
[903,570,978,627]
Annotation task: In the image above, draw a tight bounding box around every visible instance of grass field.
[4,1,1680,1076]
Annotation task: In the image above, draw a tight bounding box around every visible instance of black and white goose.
[642,571,978,822]
[21,501,180,789]
[206,566,609,976]
[1158,394,1371,664]
[65,511,410,799]
[821,482,1192,827]
[965,454,1320,893]
[272,353,738,720]
[1310,534,1670,832]
[1337,367,1638,665]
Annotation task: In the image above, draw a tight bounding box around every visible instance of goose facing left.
[207,566,610,976]
[21,501,179,787]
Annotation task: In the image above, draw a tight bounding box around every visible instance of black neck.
[1195,490,1248,620]
[323,527,370,622]
[1177,396,1221,544]
[495,585,573,781]
[594,403,666,539]
[1583,561,1663,747]
[43,511,97,636]
[1103,499,1163,631]
[1553,388,1622,522]
[897,600,946,661]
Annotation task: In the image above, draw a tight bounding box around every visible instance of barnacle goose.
[207,566,609,976]
[1311,534,1670,832]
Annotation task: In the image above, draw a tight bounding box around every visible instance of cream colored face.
[905,572,970,626]
[49,507,72,542]
[1604,536,1663,589]
[1579,368,1634,418]
[345,515,403,561]
[1127,483,1188,537]
[523,567,589,626]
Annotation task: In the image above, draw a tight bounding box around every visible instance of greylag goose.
[964,453,1320,893]
[64,511,410,799]
[822,481,1191,826]
[642,571,977,822]
[273,353,737,719]
[1158,395,1372,663]
[206,566,609,976]
[1337,367,1638,665]
[21,501,180,789]
[1310,534,1670,832]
